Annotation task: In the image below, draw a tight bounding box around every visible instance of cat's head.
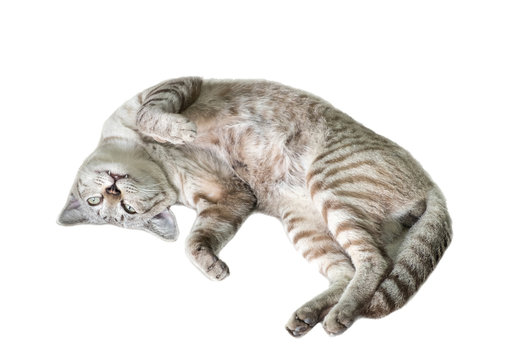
[58,142,179,241]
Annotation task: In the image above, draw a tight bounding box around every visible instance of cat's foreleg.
[185,190,255,281]
[136,77,202,144]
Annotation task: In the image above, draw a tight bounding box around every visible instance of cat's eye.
[122,202,137,214]
[87,196,102,206]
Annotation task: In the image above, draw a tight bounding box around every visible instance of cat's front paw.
[187,245,230,281]
[151,114,196,144]
[166,114,197,143]
[205,257,230,281]
[139,109,197,144]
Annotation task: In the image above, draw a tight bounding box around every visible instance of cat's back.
[186,79,345,129]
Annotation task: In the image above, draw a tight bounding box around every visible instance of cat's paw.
[188,245,230,281]
[166,115,197,143]
[322,307,355,336]
[205,256,230,281]
[150,116,196,144]
[140,109,197,144]
[286,312,317,337]
[286,303,326,337]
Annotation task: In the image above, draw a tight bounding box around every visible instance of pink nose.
[106,184,121,196]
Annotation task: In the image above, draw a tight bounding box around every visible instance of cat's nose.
[106,183,121,196]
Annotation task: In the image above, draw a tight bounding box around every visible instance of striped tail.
[361,185,452,318]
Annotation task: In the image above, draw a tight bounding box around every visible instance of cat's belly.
[195,122,321,215]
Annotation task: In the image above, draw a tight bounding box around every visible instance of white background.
[1,1,509,359]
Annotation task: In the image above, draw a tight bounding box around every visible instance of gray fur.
[59,77,452,336]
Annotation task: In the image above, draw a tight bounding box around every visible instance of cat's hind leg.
[310,189,390,335]
[280,203,354,337]
[306,138,407,334]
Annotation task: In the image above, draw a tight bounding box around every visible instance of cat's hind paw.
[322,307,355,336]
[285,305,325,337]
[286,315,315,337]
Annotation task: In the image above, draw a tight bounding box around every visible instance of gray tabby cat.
[58,77,452,336]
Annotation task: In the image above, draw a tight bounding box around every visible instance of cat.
[58,77,452,337]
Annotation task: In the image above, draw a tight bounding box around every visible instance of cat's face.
[58,143,179,240]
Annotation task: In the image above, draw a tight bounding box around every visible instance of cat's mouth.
[107,171,128,181]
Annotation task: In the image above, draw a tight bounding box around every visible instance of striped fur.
[59,77,452,336]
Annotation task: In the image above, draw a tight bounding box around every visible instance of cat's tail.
[361,185,452,318]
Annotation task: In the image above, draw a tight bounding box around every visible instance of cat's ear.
[57,193,90,226]
[144,208,179,241]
